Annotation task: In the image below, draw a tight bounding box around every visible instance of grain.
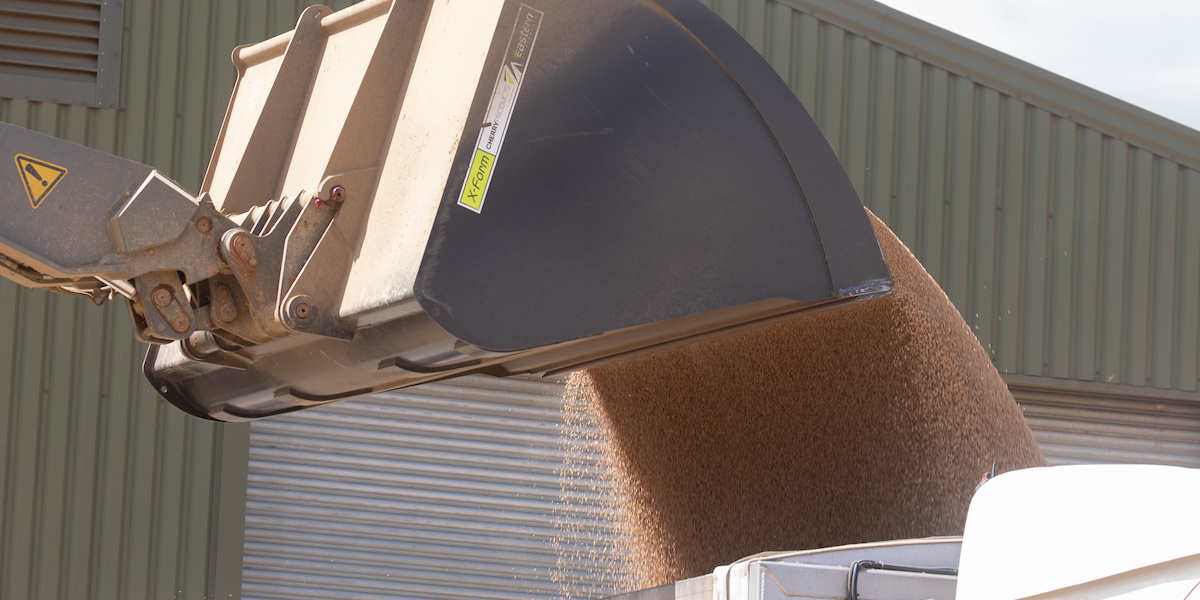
[553,376,637,599]
[568,210,1045,588]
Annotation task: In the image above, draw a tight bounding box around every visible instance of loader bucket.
[145,0,891,421]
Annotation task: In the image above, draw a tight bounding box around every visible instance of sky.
[873,0,1200,132]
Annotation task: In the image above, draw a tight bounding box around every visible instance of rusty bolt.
[152,287,172,307]
[167,313,191,334]
[213,285,237,324]
[231,233,259,268]
[196,217,212,234]
[294,303,311,319]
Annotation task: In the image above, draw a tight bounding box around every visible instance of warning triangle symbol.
[14,154,68,209]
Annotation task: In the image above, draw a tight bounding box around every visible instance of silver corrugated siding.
[701,0,1200,394]
[243,376,630,600]
[1010,377,1200,468]
[0,1,369,598]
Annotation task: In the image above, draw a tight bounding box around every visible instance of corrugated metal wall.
[701,0,1200,395]
[0,288,248,600]
[0,1,367,598]
[242,376,630,600]
[7,0,1200,598]
[1011,378,1200,468]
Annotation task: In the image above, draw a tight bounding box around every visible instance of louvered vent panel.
[0,0,119,107]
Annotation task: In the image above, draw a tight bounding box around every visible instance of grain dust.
[566,210,1044,589]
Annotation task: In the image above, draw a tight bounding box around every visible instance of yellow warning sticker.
[14,154,67,209]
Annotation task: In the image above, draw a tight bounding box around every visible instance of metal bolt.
[316,185,345,208]
[167,313,191,334]
[294,303,311,319]
[231,233,259,268]
[152,287,172,307]
[213,285,237,324]
[196,217,212,234]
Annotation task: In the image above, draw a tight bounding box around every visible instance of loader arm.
[0,0,890,421]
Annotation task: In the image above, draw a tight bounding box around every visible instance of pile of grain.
[568,210,1044,588]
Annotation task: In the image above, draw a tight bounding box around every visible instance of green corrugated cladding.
[0,1,351,599]
[701,0,1200,394]
[3,0,1200,595]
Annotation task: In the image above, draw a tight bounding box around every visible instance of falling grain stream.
[561,210,1044,590]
